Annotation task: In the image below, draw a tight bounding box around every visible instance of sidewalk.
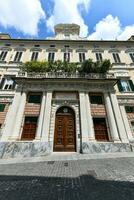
[0,151,134,165]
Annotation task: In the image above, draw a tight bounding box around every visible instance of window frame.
[89,93,104,105]
[0,104,6,112]
[96,53,103,62]
[14,51,23,62]
[31,51,39,61]
[79,53,85,62]
[64,52,70,62]
[112,53,121,63]
[129,53,134,63]
[0,51,8,61]
[27,93,42,104]
[48,52,55,62]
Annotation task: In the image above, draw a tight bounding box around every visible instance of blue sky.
[0,0,134,40]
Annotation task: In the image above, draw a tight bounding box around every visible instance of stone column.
[9,92,27,140]
[85,93,95,141]
[104,93,120,142]
[79,92,89,142]
[35,92,46,140]
[110,93,129,143]
[1,91,22,141]
[120,105,134,142]
[41,91,52,142]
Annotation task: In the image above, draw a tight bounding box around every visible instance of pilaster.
[104,93,120,142]
[79,91,89,142]
[1,91,21,141]
[85,93,95,141]
[120,105,134,142]
[35,92,46,140]
[9,92,26,140]
[41,91,52,142]
[110,93,129,143]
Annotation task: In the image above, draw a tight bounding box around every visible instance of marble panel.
[0,142,7,158]
[2,142,15,158]
[82,142,132,154]
[12,142,33,158]
[31,142,51,157]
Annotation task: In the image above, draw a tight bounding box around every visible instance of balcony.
[17,71,115,80]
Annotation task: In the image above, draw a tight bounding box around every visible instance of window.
[0,77,15,90]
[14,51,23,62]
[0,51,7,61]
[79,53,85,62]
[112,53,121,63]
[0,104,6,112]
[64,45,70,48]
[64,53,70,62]
[93,118,109,141]
[28,93,42,104]
[34,45,40,47]
[48,52,55,62]
[31,52,38,61]
[117,80,134,92]
[129,53,134,63]
[90,94,103,104]
[5,44,11,46]
[50,45,55,48]
[96,53,103,62]
[131,121,134,132]
[21,116,38,140]
[125,106,134,113]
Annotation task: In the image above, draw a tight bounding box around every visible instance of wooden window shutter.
[117,80,124,92]
[128,80,134,91]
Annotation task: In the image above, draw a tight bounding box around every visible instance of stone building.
[0,24,134,158]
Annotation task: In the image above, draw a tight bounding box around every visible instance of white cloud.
[46,0,91,37]
[0,0,45,36]
[88,15,134,40]
[118,25,134,40]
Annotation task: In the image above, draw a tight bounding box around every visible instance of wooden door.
[21,117,37,140]
[54,107,76,152]
[93,118,109,141]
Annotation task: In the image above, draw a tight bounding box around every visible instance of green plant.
[21,59,111,74]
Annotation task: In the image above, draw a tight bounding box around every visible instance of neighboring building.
[0,24,134,158]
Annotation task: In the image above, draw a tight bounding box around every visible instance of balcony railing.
[17,71,115,79]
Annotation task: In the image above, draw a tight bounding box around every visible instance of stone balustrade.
[17,71,115,79]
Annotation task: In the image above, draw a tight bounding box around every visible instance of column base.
[89,137,96,142]
[129,138,134,143]
[121,139,129,143]
[113,140,121,143]
[34,138,41,141]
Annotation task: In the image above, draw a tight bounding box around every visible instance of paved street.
[0,156,134,200]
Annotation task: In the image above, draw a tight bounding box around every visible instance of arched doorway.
[53,106,76,152]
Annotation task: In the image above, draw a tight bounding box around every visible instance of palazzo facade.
[0,24,134,158]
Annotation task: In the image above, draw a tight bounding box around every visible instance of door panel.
[54,108,76,152]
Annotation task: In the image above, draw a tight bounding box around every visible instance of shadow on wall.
[0,173,133,200]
